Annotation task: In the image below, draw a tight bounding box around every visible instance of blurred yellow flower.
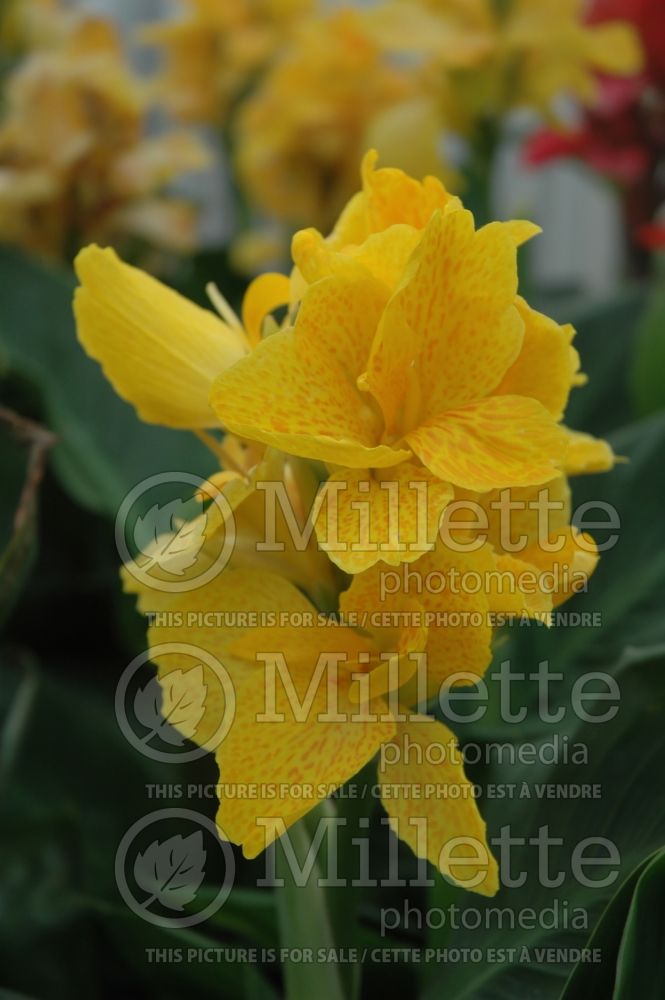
[142,0,312,123]
[232,9,440,237]
[0,15,209,260]
[368,0,643,136]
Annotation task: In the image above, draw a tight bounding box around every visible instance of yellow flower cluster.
[74,153,615,895]
[142,0,642,257]
[142,0,312,123]
[0,5,209,260]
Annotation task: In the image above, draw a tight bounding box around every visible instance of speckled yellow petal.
[475,476,572,554]
[367,210,524,435]
[217,670,394,857]
[490,554,554,619]
[315,463,453,574]
[209,328,408,467]
[407,396,568,492]
[494,298,582,418]
[144,567,395,853]
[74,245,247,428]
[564,429,616,475]
[347,225,422,291]
[362,149,459,232]
[520,527,600,608]
[241,272,291,346]
[211,274,411,468]
[326,150,460,251]
[343,544,494,699]
[379,717,499,896]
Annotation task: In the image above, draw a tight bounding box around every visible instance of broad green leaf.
[613,847,665,999]
[0,248,214,518]
[550,287,646,437]
[423,656,665,1000]
[561,846,665,1000]
[630,278,665,418]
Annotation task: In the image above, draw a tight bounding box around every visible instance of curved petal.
[379,717,499,896]
[315,463,453,574]
[564,429,616,474]
[367,210,525,435]
[241,272,291,346]
[74,245,247,428]
[407,396,568,492]
[211,276,411,468]
[494,298,582,419]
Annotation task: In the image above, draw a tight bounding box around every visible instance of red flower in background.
[525,0,665,256]
[638,223,665,249]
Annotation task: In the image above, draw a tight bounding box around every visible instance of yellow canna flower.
[0,13,209,261]
[73,148,617,897]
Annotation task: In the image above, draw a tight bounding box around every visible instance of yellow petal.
[564,429,616,475]
[74,245,248,428]
[494,298,582,419]
[315,463,453,574]
[367,210,524,435]
[361,148,460,232]
[407,396,568,492]
[520,527,600,608]
[379,716,499,895]
[342,544,494,699]
[210,274,411,468]
[241,271,291,347]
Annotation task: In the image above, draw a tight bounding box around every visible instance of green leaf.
[613,847,665,999]
[630,279,665,418]
[423,655,665,1000]
[561,846,665,1000]
[275,804,347,1000]
[0,248,214,518]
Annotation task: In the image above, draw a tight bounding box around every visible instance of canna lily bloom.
[0,14,209,260]
[211,153,593,572]
[126,536,499,895]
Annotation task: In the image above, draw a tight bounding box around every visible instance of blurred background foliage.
[1,0,665,998]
